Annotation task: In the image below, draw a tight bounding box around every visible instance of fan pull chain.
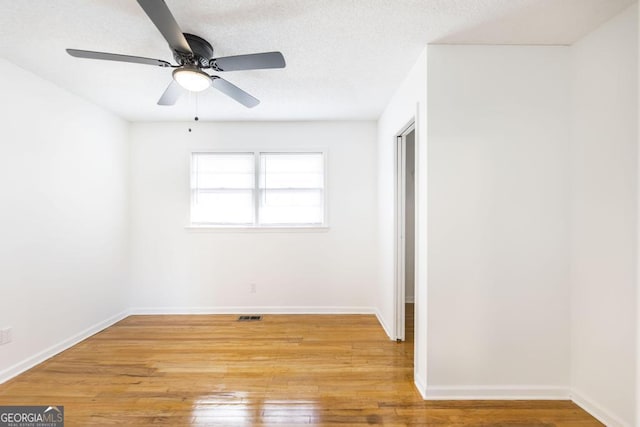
[195,93,199,122]
[188,93,199,133]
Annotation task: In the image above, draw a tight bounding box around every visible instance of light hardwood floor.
[0,306,602,426]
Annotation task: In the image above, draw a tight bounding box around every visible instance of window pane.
[191,152,255,225]
[258,152,324,225]
[192,153,254,189]
[259,189,324,225]
[191,190,254,224]
[259,153,324,189]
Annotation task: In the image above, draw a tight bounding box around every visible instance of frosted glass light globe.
[173,67,211,92]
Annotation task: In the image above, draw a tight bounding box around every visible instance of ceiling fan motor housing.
[175,33,213,68]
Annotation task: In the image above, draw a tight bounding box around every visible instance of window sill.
[185,225,330,233]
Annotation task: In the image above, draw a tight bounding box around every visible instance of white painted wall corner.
[374,308,395,340]
[571,388,631,427]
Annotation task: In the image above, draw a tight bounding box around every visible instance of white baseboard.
[405,296,415,303]
[571,388,629,427]
[414,372,427,399]
[0,310,129,384]
[374,308,394,340]
[419,384,628,425]
[132,306,398,342]
[129,306,377,315]
[423,385,571,400]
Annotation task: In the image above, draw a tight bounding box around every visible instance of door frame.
[394,120,416,341]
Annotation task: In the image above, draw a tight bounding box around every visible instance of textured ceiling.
[0,0,635,121]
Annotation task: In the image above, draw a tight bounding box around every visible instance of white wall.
[0,59,130,382]
[569,4,638,426]
[425,45,571,396]
[376,48,428,393]
[129,121,377,313]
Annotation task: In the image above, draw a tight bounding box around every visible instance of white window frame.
[189,149,329,230]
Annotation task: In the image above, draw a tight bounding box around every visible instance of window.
[191,151,326,227]
[190,153,255,225]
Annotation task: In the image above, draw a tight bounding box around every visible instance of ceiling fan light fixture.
[67,1,285,108]
[172,67,211,92]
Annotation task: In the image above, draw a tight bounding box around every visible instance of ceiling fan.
[66,0,286,108]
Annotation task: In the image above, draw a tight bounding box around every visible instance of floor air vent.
[238,315,262,321]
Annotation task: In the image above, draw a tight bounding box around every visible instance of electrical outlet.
[0,327,11,345]
[250,283,257,294]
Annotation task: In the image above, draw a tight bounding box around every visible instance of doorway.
[395,122,416,344]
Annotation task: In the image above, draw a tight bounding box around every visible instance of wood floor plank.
[0,307,602,426]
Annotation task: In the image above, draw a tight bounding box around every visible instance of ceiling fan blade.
[67,49,171,67]
[211,77,260,108]
[211,52,286,72]
[137,0,192,55]
[157,80,183,106]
